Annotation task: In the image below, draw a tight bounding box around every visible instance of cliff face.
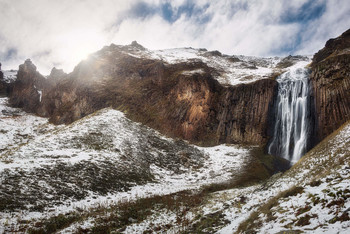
[8,45,277,146]
[310,29,350,140]
[9,59,49,112]
[0,71,4,95]
[216,79,278,144]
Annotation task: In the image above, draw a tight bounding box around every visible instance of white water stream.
[268,61,311,163]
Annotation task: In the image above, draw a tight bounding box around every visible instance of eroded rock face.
[310,29,350,140]
[8,45,278,146]
[312,29,350,64]
[216,79,278,144]
[0,71,5,95]
[9,59,49,112]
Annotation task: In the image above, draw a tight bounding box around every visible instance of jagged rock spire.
[130,40,146,50]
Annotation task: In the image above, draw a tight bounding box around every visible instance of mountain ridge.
[1,43,312,147]
[1,29,349,153]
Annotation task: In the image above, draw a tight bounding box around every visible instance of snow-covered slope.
[1,70,17,83]
[62,120,348,234]
[194,121,350,233]
[258,167,350,233]
[0,97,53,155]
[4,88,346,233]
[0,97,253,232]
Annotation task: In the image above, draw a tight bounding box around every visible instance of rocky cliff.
[9,27,350,148]
[310,29,350,140]
[8,44,278,146]
[216,79,277,144]
[9,59,51,113]
[0,71,4,95]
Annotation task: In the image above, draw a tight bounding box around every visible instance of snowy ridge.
[111,44,311,87]
[0,98,53,155]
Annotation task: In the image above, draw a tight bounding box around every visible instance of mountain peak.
[49,67,66,77]
[130,40,146,50]
[20,58,37,73]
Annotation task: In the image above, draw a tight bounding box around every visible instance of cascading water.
[268,62,312,164]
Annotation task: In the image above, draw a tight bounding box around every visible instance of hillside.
[73,120,349,234]
[0,96,278,233]
[1,97,347,233]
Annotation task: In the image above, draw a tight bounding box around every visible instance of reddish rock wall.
[8,46,277,146]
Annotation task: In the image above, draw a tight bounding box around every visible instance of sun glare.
[56,29,106,72]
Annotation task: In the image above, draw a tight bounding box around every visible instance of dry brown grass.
[236,185,304,233]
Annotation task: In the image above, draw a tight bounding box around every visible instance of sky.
[0,0,349,74]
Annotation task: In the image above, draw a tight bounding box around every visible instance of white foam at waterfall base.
[268,60,311,163]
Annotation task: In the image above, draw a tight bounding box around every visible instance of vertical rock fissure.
[268,64,312,163]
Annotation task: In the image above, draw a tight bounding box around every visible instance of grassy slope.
[237,120,350,233]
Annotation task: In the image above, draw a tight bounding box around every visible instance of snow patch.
[181,68,205,76]
[2,70,17,83]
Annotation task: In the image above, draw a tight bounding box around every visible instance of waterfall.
[268,62,312,163]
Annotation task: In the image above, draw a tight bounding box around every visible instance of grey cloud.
[0,0,349,74]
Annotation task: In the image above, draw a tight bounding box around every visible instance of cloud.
[0,0,131,73]
[0,0,349,74]
[295,0,350,55]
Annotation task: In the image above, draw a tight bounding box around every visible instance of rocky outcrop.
[9,59,49,113]
[310,29,350,140]
[8,44,277,146]
[0,70,5,95]
[48,67,67,84]
[312,29,350,64]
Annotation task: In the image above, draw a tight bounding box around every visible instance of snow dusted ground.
[0,97,55,156]
[113,44,311,87]
[1,70,17,83]
[259,167,350,233]
[106,121,350,234]
[0,97,251,233]
[196,121,350,233]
